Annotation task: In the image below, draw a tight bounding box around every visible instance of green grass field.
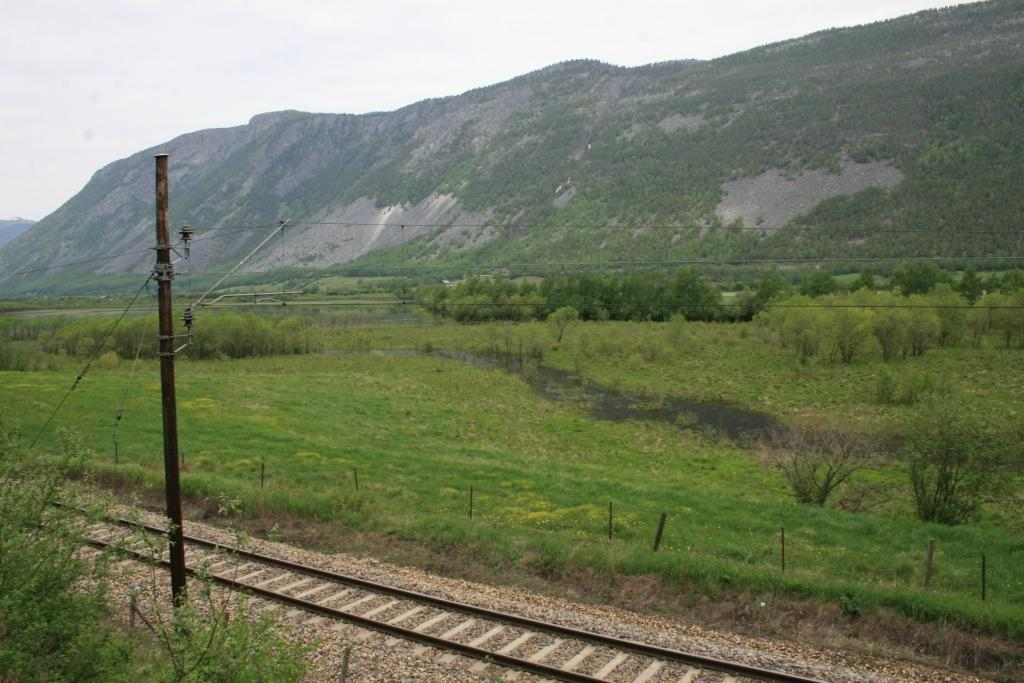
[2,322,1023,638]
[299,318,1024,433]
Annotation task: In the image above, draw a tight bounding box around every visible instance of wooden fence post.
[340,644,352,682]
[469,486,474,520]
[780,527,786,574]
[607,501,613,542]
[982,553,987,601]
[652,512,667,552]
[353,469,359,491]
[924,538,935,588]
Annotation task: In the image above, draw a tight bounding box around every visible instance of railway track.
[84,516,824,683]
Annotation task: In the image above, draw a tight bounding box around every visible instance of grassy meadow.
[324,319,1024,433]
[2,317,1023,639]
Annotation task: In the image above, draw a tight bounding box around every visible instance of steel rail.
[83,535,609,682]
[96,514,824,683]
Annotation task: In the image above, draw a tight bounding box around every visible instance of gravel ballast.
[92,505,985,682]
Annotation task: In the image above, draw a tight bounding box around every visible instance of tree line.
[0,313,322,363]
[417,269,723,323]
[416,264,1024,330]
[758,283,1024,365]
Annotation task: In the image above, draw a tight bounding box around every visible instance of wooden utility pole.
[154,154,187,604]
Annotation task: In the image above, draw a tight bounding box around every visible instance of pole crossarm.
[189,220,290,311]
[201,290,302,307]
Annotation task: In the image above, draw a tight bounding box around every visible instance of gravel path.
[92,505,986,682]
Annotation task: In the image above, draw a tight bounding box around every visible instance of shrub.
[899,371,948,405]
[547,305,580,344]
[875,367,897,404]
[839,592,864,618]
[762,425,874,506]
[0,422,308,680]
[875,369,949,406]
[96,350,121,369]
[904,400,1009,525]
[0,425,136,680]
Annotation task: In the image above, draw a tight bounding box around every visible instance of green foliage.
[127,498,308,683]
[931,284,967,347]
[1,312,323,362]
[799,269,838,297]
[870,291,909,362]
[418,269,722,323]
[998,270,1024,294]
[839,591,864,618]
[758,287,1003,364]
[976,291,1024,349]
[0,420,307,681]
[741,268,791,318]
[875,367,897,405]
[903,295,941,357]
[764,426,873,506]
[0,425,139,681]
[0,337,65,371]
[877,368,949,406]
[958,266,983,304]
[761,295,822,364]
[904,400,1010,525]
[2,311,1024,639]
[891,263,952,296]
[547,305,579,344]
[823,292,874,363]
[849,269,876,293]
[148,600,306,683]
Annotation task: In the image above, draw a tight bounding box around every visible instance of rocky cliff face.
[4,1,1023,293]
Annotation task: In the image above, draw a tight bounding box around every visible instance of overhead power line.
[7,299,1024,315]
[182,254,1024,278]
[0,229,245,281]
[111,333,146,463]
[4,217,1021,282]
[0,248,153,281]
[189,220,1024,238]
[26,299,1017,312]
[28,275,152,448]
[207,300,1024,311]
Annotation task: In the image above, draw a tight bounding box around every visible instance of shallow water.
[361,348,779,442]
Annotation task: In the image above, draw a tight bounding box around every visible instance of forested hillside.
[3,0,1023,294]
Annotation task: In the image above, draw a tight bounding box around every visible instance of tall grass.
[3,349,1022,638]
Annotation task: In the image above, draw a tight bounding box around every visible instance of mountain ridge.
[3,0,1023,294]
[0,218,35,250]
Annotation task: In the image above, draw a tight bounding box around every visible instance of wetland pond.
[356,349,779,442]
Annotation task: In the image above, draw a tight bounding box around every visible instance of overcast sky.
[2,0,958,221]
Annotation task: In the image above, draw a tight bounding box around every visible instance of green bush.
[839,591,864,618]
[904,401,1009,525]
[875,367,897,404]
[0,425,137,680]
[0,422,308,681]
